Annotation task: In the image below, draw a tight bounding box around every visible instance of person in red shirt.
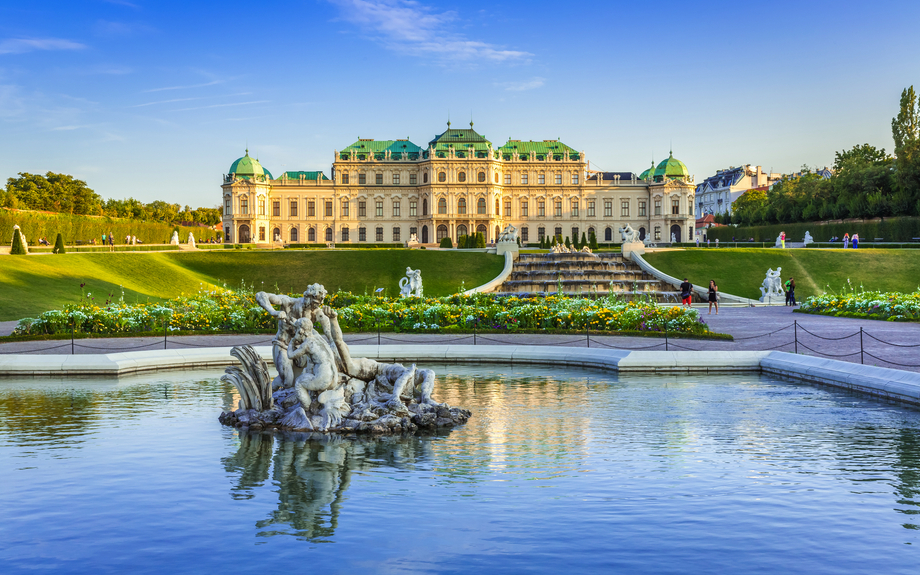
[679,278,693,307]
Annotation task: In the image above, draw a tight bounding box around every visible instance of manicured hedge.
[284,243,405,249]
[2,208,217,245]
[704,217,920,243]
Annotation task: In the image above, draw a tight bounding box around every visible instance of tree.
[580,232,587,249]
[10,228,26,255]
[53,233,66,254]
[892,85,920,198]
[589,229,598,250]
[439,236,453,249]
[564,236,571,248]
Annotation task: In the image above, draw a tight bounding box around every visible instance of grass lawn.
[0,250,504,321]
[643,248,920,300]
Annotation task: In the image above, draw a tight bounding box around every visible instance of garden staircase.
[492,252,691,302]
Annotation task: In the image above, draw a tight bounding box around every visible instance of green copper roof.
[281,171,329,181]
[639,160,656,181]
[340,139,422,160]
[653,152,689,180]
[229,150,271,180]
[428,123,491,147]
[498,139,578,160]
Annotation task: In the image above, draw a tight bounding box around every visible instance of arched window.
[436,225,448,241]
[457,224,468,237]
[520,226,529,242]
[422,198,428,215]
[458,198,467,214]
[438,198,447,214]
[342,226,349,242]
[495,199,500,213]
[588,227,595,241]
[477,198,486,214]
[604,227,612,242]
[308,227,316,242]
[423,172,429,183]
[438,172,446,182]
[476,224,487,237]
[458,172,466,183]
[272,227,280,241]
[493,172,499,183]
[238,224,250,243]
[290,227,298,242]
[638,227,646,241]
[478,172,486,182]
[325,227,333,242]
[537,226,545,241]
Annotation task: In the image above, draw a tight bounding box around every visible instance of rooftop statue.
[220,284,469,434]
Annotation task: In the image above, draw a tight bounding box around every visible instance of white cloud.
[496,77,546,92]
[327,0,531,63]
[143,79,224,93]
[167,100,270,112]
[0,38,87,55]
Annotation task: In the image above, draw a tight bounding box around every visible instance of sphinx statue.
[399,267,423,297]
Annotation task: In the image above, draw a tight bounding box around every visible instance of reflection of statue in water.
[222,430,437,541]
[220,283,470,434]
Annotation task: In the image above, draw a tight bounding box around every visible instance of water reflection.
[223,429,440,541]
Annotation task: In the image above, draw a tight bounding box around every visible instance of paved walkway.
[2,306,918,372]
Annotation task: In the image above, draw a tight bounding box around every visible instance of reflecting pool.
[2,365,920,574]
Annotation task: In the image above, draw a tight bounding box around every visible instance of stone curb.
[2,346,920,406]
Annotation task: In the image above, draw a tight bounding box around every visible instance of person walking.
[852,233,859,249]
[679,278,693,308]
[708,280,719,314]
[784,277,796,306]
[781,231,786,249]
[843,232,850,249]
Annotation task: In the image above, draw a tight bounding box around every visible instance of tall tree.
[892,86,920,200]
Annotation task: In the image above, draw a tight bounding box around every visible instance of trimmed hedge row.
[284,243,405,249]
[704,217,920,243]
[2,208,217,245]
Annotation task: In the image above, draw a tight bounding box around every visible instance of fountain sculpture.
[759,267,785,303]
[219,283,470,434]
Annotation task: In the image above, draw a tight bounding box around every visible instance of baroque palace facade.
[221,123,696,246]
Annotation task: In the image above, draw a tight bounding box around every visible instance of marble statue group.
[219,283,470,434]
[399,267,423,297]
[619,224,641,244]
[759,267,784,302]
[498,224,518,243]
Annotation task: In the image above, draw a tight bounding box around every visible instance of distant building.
[694,165,781,218]
[220,123,698,246]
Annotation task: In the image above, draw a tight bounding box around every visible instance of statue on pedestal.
[170,231,179,245]
[399,267,423,297]
[759,267,785,302]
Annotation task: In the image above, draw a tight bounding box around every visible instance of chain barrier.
[862,332,920,348]
[74,340,163,351]
[795,340,862,358]
[730,323,795,341]
[795,324,861,341]
[862,351,920,369]
[0,341,74,354]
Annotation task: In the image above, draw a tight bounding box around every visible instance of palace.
[220,123,696,246]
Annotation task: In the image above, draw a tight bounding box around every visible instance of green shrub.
[475,232,486,248]
[439,237,454,248]
[53,233,65,254]
[589,230,599,251]
[10,229,26,254]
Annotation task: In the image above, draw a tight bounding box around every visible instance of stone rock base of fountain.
[219,385,471,434]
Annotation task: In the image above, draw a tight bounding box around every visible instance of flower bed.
[13,288,712,337]
[799,288,920,321]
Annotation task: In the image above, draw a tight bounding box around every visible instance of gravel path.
[2,305,918,372]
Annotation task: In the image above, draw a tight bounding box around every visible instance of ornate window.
[638,201,647,217]
[538,226,545,240]
[587,201,595,217]
[604,227,612,241]
[308,201,316,217]
[342,173,349,184]
[409,173,417,185]
[572,173,579,185]
[392,173,400,185]
[521,227,529,242]
[325,227,333,242]
[655,200,662,216]
[572,227,579,242]
[259,199,265,215]
[423,172,429,183]
[621,201,629,217]
[554,226,562,239]
[672,199,680,215]
[495,199,500,213]
[555,174,562,185]
[458,198,467,214]
[554,201,562,217]
[477,197,486,214]
[358,227,366,242]
[436,225,448,241]
[224,198,232,215]
[358,173,366,185]
[358,201,366,217]
[504,173,511,185]
[272,201,280,217]
[375,173,383,185]
[571,200,579,217]
[375,227,383,242]
[341,199,349,217]
[410,200,417,217]
[259,226,265,241]
[308,227,316,242]
[538,174,545,185]
[325,201,332,217]
[375,201,383,217]
[438,172,446,183]
[393,227,400,241]
[522,173,528,185]
[654,226,661,240]
[423,199,428,215]
[478,172,486,183]
[458,172,467,183]
[521,200,528,217]
[290,200,298,217]
[290,227,298,242]
[438,198,447,214]
[393,201,400,217]
[457,224,468,237]
[240,198,248,215]
[604,201,612,217]
[504,201,511,217]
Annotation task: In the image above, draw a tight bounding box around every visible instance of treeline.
[705,216,920,243]
[1,208,218,245]
[727,86,920,227]
[0,172,221,226]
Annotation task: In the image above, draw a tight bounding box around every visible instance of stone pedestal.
[759,295,786,305]
[496,241,519,257]
[621,241,645,258]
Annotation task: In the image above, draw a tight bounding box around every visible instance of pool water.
[2,365,920,574]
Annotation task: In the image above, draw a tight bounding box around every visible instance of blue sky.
[1,0,919,207]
